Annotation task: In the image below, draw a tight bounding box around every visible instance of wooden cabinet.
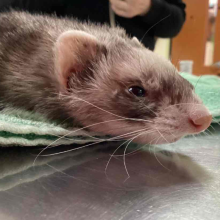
[171,0,220,75]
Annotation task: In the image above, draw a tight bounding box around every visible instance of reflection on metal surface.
[0,125,220,220]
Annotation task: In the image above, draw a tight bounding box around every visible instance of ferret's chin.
[133,134,183,145]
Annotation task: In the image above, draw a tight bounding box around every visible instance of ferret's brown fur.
[0,11,211,144]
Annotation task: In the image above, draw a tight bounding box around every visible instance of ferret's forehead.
[111,49,175,79]
[107,45,193,95]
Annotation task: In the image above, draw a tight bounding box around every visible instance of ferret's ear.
[132,37,140,43]
[132,37,143,47]
[55,30,106,89]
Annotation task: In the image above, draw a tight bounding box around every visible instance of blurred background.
[155,0,220,76]
[1,0,219,76]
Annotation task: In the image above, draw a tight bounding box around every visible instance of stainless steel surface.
[0,125,220,220]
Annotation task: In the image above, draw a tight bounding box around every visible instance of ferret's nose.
[190,115,212,132]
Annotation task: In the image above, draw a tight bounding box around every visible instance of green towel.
[181,73,220,123]
[0,108,105,147]
[0,73,219,147]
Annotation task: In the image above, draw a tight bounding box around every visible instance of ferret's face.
[57,31,212,144]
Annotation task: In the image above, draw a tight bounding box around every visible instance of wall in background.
[154,38,170,60]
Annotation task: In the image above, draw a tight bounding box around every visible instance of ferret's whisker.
[202,131,210,137]
[194,76,202,90]
[45,163,114,189]
[57,92,139,123]
[55,116,73,127]
[140,14,171,43]
[207,128,214,135]
[168,127,178,139]
[212,119,220,126]
[32,116,154,164]
[113,145,143,157]
[155,128,169,144]
[98,127,153,143]
[107,128,148,141]
[203,130,212,136]
[123,131,150,182]
[209,125,216,132]
[76,125,148,142]
[104,139,130,183]
[164,103,206,110]
[58,92,154,124]
[71,96,153,123]
[193,134,198,140]
[152,137,172,171]
[32,119,133,164]
[35,128,156,160]
[105,129,156,182]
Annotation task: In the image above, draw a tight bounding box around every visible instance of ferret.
[0,11,212,145]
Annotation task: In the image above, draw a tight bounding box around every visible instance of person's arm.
[110,0,186,38]
[141,0,186,38]
[0,0,64,15]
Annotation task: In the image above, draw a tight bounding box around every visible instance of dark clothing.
[0,0,186,50]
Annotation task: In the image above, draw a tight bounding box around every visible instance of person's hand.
[109,0,152,18]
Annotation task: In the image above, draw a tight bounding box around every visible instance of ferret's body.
[0,11,212,144]
[0,11,117,125]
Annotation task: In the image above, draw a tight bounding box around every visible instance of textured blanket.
[0,73,219,147]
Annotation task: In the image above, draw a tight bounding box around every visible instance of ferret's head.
[54,29,212,144]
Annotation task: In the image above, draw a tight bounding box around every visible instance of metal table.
[0,125,220,220]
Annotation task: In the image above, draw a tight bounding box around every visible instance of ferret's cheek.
[84,120,149,138]
[112,90,118,96]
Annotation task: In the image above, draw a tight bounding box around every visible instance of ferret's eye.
[128,86,146,97]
